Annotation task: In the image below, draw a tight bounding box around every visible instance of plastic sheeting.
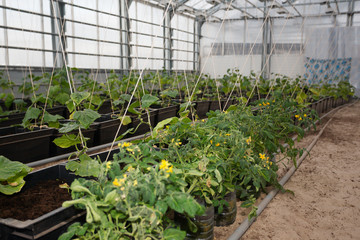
[304,26,360,95]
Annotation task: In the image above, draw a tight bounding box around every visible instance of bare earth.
[215,101,360,240]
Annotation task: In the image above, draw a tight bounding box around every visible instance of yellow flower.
[259,104,262,106]
[210,140,213,144]
[127,166,135,172]
[215,143,220,147]
[126,148,135,154]
[246,136,251,145]
[267,102,270,105]
[272,100,275,103]
[171,138,175,143]
[106,161,112,169]
[133,180,138,186]
[267,166,270,170]
[266,161,269,164]
[259,153,266,160]
[147,167,151,171]
[113,178,121,187]
[166,166,173,173]
[160,160,170,170]
[304,114,307,117]
[270,162,273,166]
[299,117,302,121]
[201,119,205,122]
[266,157,269,160]
[295,114,299,118]
[225,133,231,136]
[166,125,169,129]
[223,141,227,144]
[123,174,127,179]
[119,142,132,148]
[120,187,125,191]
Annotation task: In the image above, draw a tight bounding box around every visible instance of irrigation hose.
[227,100,358,240]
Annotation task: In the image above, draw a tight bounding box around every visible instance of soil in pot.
[0,179,71,221]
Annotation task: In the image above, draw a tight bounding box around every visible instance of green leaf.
[161,89,178,98]
[166,193,184,214]
[55,92,70,105]
[73,109,100,129]
[155,200,168,214]
[152,117,178,138]
[22,107,41,126]
[53,134,82,148]
[163,228,186,240]
[70,92,90,106]
[0,156,32,195]
[128,101,140,115]
[214,169,222,183]
[118,115,132,126]
[141,94,159,108]
[43,112,63,125]
[65,154,100,177]
[187,169,204,176]
[58,122,79,133]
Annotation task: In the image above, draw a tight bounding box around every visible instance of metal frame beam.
[2,0,9,66]
[347,0,355,26]
[261,1,270,79]
[219,0,256,18]
[286,0,303,17]
[163,4,173,72]
[120,0,132,74]
[50,0,66,68]
[193,16,203,72]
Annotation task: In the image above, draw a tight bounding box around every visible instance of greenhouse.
[0,0,359,239]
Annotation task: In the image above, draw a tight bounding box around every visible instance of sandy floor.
[239,101,360,240]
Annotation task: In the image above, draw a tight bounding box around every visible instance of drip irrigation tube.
[227,100,357,240]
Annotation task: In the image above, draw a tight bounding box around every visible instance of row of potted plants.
[0,68,354,164]
[0,92,353,240]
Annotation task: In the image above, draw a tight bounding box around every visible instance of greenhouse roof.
[150,0,359,21]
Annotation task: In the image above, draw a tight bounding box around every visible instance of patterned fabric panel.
[304,57,352,84]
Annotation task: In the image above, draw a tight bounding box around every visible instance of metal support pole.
[193,17,203,73]
[50,0,67,68]
[347,0,355,27]
[2,0,9,66]
[96,0,100,69]
[261,1,269,79]
[120,0,131,74]
[40,0,46,67]
[268,18,273,76]
[163,5,172,73]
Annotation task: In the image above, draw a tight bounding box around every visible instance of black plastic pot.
[151,105,178,123]
[0,126,54,163]
[0,106,66,128]
[94,114,128,145]
[209,100,223,112]
[214,192,237,226]
[195,101,211,119]
[174,200,214,240]
[128,110,157,137]
[0,164,85,240]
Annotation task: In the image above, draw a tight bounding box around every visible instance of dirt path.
[239,101,360,240]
